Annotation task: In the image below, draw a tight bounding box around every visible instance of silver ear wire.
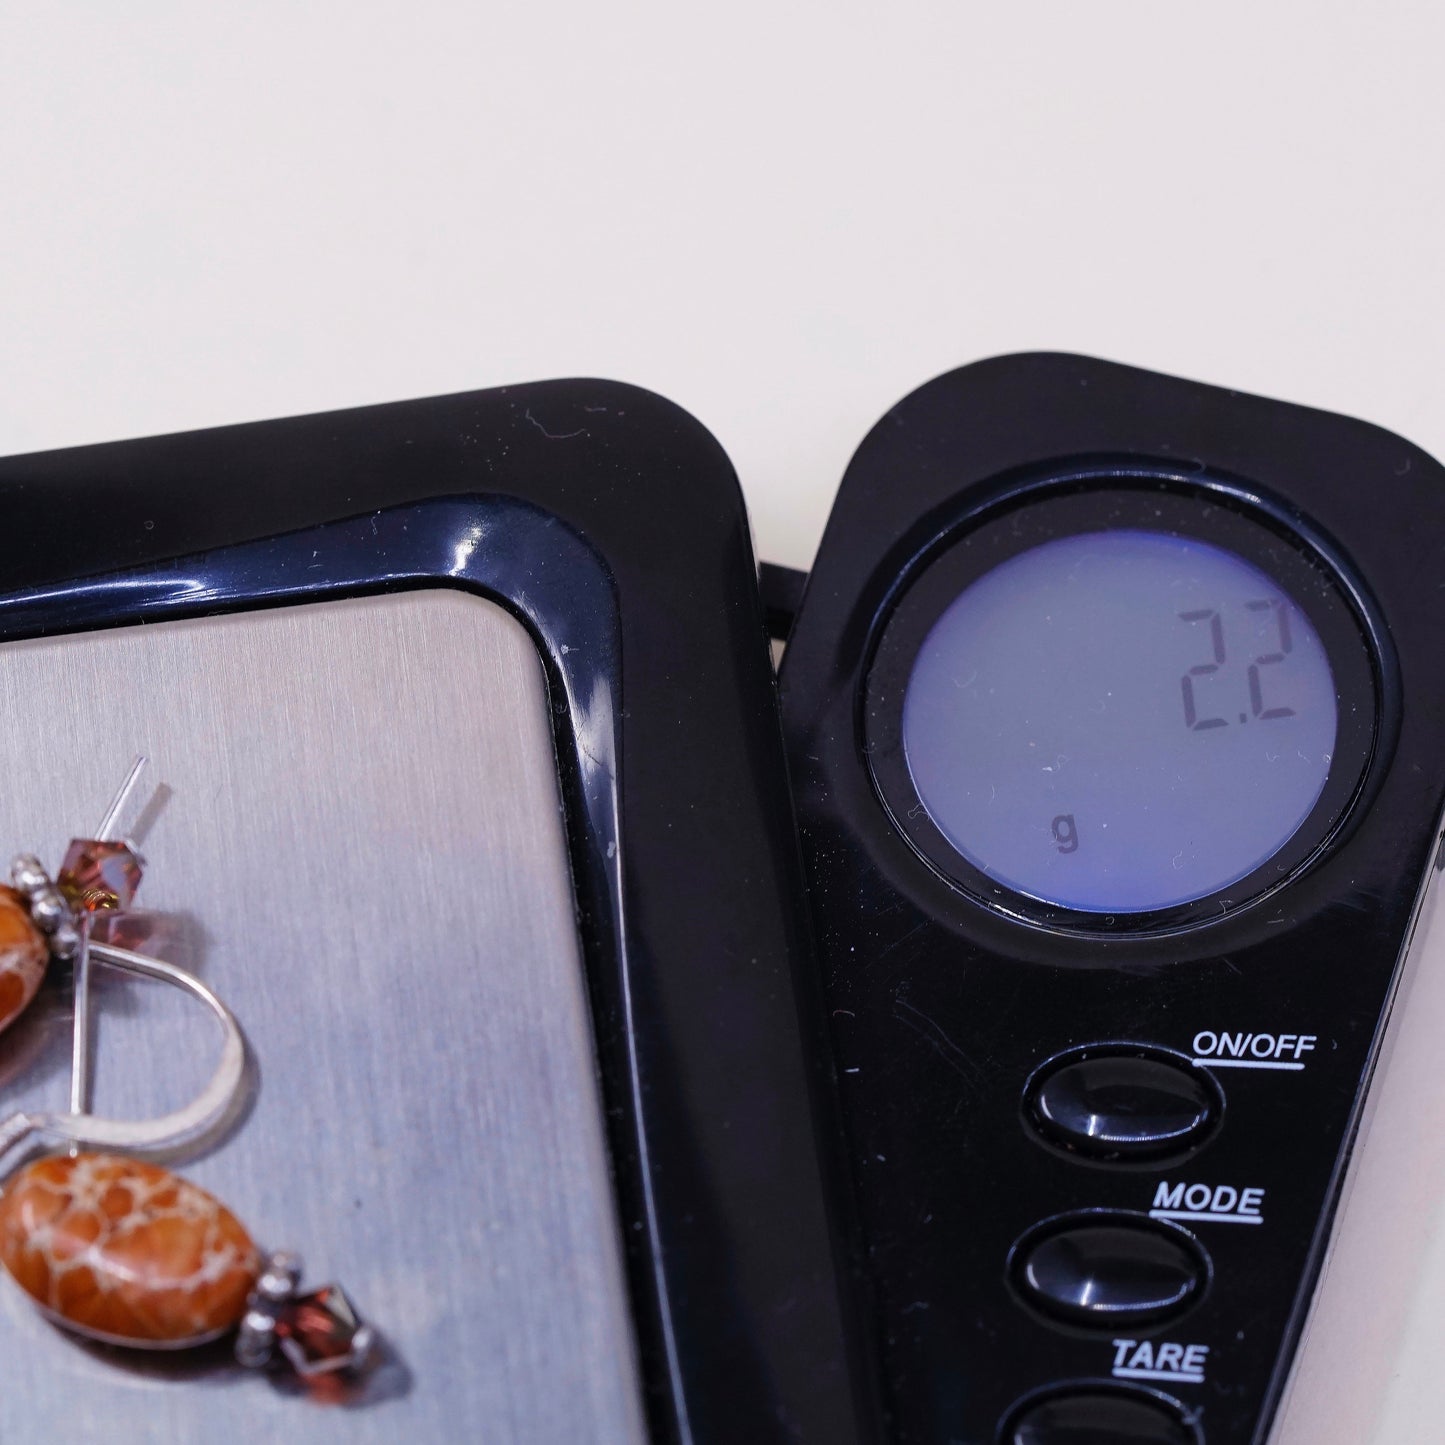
[0,939,246,1167]
[0,755,245,1174]
[71,754,149,1117]
[93,755,147,845]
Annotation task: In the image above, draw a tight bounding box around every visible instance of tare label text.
[1112,1338,1209,1385]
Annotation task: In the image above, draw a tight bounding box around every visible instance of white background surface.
[2,5,1443,568]
[3,6,1444,1441]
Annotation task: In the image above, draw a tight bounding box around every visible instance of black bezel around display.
[863,473,1384,935]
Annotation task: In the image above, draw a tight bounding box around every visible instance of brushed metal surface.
[0,590,647,1444]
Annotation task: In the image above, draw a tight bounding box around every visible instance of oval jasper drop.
[0,1153,261,1347]
[0,885,47,1036]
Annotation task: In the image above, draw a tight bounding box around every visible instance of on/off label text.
[1191,1030,1317,1071]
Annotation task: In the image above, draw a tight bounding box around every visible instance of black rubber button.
[1026,1048,1220,1162]
[1008,1387,1194,1444]
[1012,1214,1207,1327]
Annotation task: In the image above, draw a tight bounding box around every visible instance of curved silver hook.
[0,941,247,1167]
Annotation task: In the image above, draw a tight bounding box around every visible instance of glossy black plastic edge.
[1005,1209,1213,1332]
[1021,1043,1225,1168]
[997,1380,1204,1445]
[0,382,864,1445]
[778,352,1445,1445]
[861,472,1389,935]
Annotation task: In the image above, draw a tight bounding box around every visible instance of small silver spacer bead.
[9,855,48,894]
[28,886,68,932]
[256,1250,303,1303]
[234,1308,278,1369]
[49,920,82,960]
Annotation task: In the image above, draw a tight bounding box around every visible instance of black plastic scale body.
[778,354,1445,1444]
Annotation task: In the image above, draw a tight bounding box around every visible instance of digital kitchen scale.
[776,353,1445,1444]
[0,384,859,1445]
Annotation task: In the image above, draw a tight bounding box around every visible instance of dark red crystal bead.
[274,1285,370,1377]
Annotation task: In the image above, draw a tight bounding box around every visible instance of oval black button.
[1008,1387,1194,1445]
[1026,1047,1221,1162]
[1012,1214,1207,1327]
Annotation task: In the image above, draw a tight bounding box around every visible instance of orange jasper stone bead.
[0,885,48,1036]
[0,1153,261,1347]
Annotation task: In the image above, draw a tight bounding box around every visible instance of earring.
[0,760,374,1381]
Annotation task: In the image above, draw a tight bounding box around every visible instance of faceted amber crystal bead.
[0,885,48,1035]
[0,1153,260,1347]
[57,839,143,913]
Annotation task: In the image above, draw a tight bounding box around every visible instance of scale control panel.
[778,353,1445,1444]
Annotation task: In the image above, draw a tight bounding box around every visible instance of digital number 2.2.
[1178,600,1296,731]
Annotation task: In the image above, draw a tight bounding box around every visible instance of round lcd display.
[898,528,1341,913]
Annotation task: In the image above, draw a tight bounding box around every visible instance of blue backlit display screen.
[900,530,1339,912]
